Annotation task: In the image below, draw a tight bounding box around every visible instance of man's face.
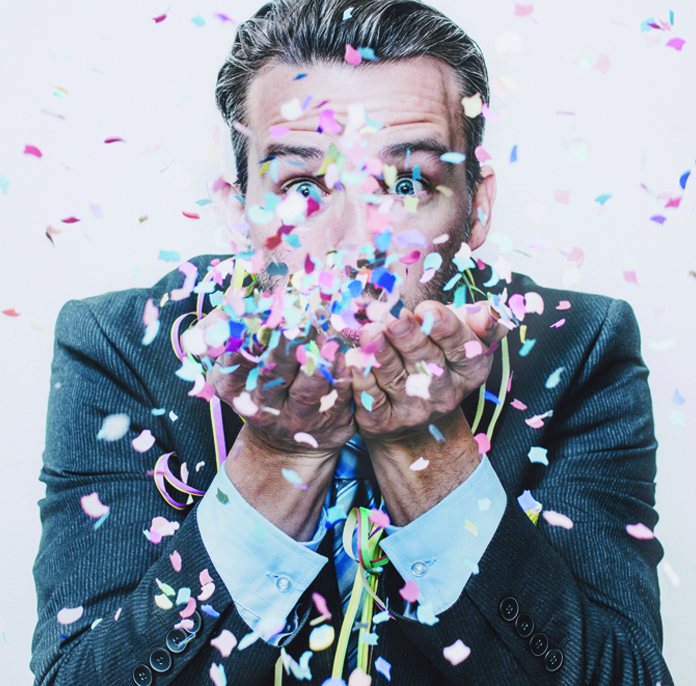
[234,56,493,335]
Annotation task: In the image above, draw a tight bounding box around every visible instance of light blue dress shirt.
[197,445,506,636]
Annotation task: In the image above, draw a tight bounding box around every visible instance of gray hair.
[215,0,489,198]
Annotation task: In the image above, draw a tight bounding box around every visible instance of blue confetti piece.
[412,165,421,180]
[218,364,240,375]
[282,468,304,485]
[484,390,501,405]
[142,320,160,346]
[245,367,260,391]
[519,339,536,357]
[377,271,396,293]
[416,603,440,626]
[267,262,288,276]
[517,489,541,512]
[483,268,500,288]
[673,389,686,405]
[545,367,565,389]
[361,391,374,412]
[528,446,549,465]
[420,311,434,336]
[262,377,285,391]
[440,152,466,164]
[0,173,9,194]
[477,207,487,225]
[201,604,220,618]
[318,365,335,384]
[158,250,181,262]
[389,299,404,318]
[595,193,612,205]
[422,252,443,271]
[357,47,377,60]
[195,198,213,206]
[375,656,391,681]
[191,15,205,26]
[294,73,308,80]
[460,557,480,575]
[510,145,518,163]
[342,7,353,20]
[348,279,363,297]
[176,587,191,605]
[94,512,109,530]
[670,9,674,25]
[428,424,445,441]
[443,273,461,291]
[151,408,166,416]
[321,678,346,686]
[640,16,655,32]
[375,230,392,253]
[326,505,348,528]
[679,170,690,190]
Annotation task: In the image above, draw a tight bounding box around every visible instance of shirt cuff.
[380,454,506,616]
[196,466,329,635]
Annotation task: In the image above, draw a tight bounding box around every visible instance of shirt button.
[544,648,564,672]
[411,562,428,577]
[132,664,153,686]
[499,596,519,622]
[149,647,172,673]
[276,576,292,593]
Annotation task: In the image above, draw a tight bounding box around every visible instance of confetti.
[80,492,110,519]
[97,414,130,441]
[209,663,227,686]
[626,523,655,540]
[374,657,391,680]
[545,367,565,388]
[473,433,490,454]
[461,557,480,574]
[348,669,371,686]
[443,639,471,665]
[211,630,237,657]
[510,398,527,410]
[514,4,534,17]
[554,190,570,204]
[461,93,483,118]
[170,551,182,572]
[294,432,319,448]
[232,392,258,417]
[399,580,420,603]
[416,603,439,626]
[319,389,339,412]
[409,457,430,471]
[623,271,638,285]
[440,152,466,164]
[104,137,124,144]
[309,624,335,651]
[542,511,574,529]
[153,14,166,23]
[429,424,445,441]
[361,391,374,411]
[368,510,390,528]
[595,193,612,205]
[528,446,549,465]
[158,250,181,262]
[57,606,84,625]
[312,592,332,620]
[282,468,305,486]
[549,319,565,328]
[679,170,690,189]
[405,373,431,400]
[0,173,10,194]
[155,594,173,610]
[24,145,42,158]
[61,216,80,223]
[344,44,362,65]
[2,308,20,317]
[132,429,156,453]
[666,38,686,50]
[464,340,483,358]
[343,7,354,20]
[474,145,491,162]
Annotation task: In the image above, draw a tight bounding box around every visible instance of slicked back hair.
[215,0,489,198]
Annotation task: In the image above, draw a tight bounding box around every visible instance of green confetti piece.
[216,489,229,505]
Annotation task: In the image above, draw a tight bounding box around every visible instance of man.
[32,1,673,685]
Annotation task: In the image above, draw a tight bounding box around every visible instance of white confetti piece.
[198,582,215,601]
[543,511,574,529]
[319,389,338,412]
[97,413,130,441]
[155,594,173,610]
[132,429,156,453]
[57,606,84,625]
[348,668,372,686]
[464,340,483,358]
[80,492,110,519]
[478,498,491,511]
[528,446,548,465]
[405,372,431,399]
[443,639,471,665]
[409,457,430,471]
[462,93,483,118]
[416,603,439,626]
[281,97,303,121]
[294,431,319,448]
[232,391,258,417]
[282,468,305,486]
[211,629,237,657]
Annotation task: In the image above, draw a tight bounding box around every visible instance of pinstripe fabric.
[32,254,673,685]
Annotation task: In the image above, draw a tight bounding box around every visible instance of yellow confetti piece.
[358,125,379,135]
[403,196,419,214]
[55,85,69,95]
[461,93,483,118]
[465,520,479,536]
[520,324,527,344]
[436,185,453,197]
[155,593,173,610]
[159,293,169,307]
[259,160,270,176]
[139,215,148,223]
[316,156,336,177]
[309,624,335,651]
[383,163,397,188]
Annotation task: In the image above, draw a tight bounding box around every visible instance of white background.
[0,0,694,683]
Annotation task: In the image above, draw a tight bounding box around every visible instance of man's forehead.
[245,57,465,157]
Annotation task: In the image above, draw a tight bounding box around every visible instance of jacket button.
[515,612,535,639]
[499,597,519,622]
[544,648,564,672]
[149,647,172,673]
[529,632,549,657]
[132,664,153,686]
[166,628,189,654]
[186,611,202,635]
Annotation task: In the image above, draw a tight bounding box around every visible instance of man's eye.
[390,177,425,196]
[283,179,323,199]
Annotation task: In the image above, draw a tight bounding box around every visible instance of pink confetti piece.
[182,211,200,219]
[399,580,420,603]
[180,597,196,618]
[57,606,84,625]
[269,125,291,138]
[114,607,122,621]
[525,415,545,429]
[104,137,124,144]
[344,43,362,65]
[200,569,213,586]
[232,392,258,417]
[474,145,491,162]
[443,639,471,665]
[666,37,685,50]
[556,300,571,310]
[318,108,342,134]
[554,189,570,204]
[320,339,340,362]
[481,103,506,122]
[420,268,436,283]
[2,308,20,317]
[368,510,390,528]
[464,340,484,358]
[593,54,610,74]
[153,14,166,23]
[90,203,103,218]
[665,196,682,208]
[24,144,42,158]
[169,550,182,572]
[510,399,527,410]
[623,271,638,285]
[143,298,159,325]
[405,372,431,399]
[542,510,574,529]
[550,319,565,328]
[312,592,332,620]
[294,431,319,448]
[348,668,372,686]
[61,216,80,223]
[175,619,194,631]
[514,4,534,16]
[427,362,444,377]
[473,433,491,454]
[626,522,655,540]
[145,516,180,544]
[399,250,421,264]
[211,629,237,657]
[209,664,226,686]
[566,246,584,265]
[132,429,156,453]
[80,492,110,518]
[409,457,430,471]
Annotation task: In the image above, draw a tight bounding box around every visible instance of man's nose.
[333,187,374,251]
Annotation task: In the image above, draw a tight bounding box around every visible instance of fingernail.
[389,317,411,337]
[422,307,441,325]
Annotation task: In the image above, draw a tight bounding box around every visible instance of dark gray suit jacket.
[32,255,673,685]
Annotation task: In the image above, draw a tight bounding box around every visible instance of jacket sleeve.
[31,295,302,686]
[378,298,674,685]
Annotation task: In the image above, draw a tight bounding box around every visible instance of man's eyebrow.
[379,138,452,160]
[261,143,325,164]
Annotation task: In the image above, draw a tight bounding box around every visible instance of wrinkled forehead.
[245,56,466,154]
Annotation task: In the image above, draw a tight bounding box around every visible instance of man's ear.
[467,165,497,251]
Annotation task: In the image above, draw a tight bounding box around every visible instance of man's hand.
[349,300,510,525]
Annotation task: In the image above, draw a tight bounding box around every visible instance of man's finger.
[445,300,511,347]
[359,322,410,397]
